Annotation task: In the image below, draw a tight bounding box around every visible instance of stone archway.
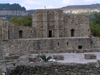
[71,29,75,37]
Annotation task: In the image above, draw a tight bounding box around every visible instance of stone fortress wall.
[3,38,93,56]
[0,9,100,58]
[64,15,90,37]
[32,9,90,38]
[8,26,35,39]
[32,10,64,38]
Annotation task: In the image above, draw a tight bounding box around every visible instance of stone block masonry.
[84,54,96,59]
[7,62,100,75]
[53,55,64,60]
[0,8,100,75]
[4,37,93,56]
[0,9,99,60]
[32,9,90,38]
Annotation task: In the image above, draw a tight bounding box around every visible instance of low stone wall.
[7,62,100,75]
[53,55,64,60]
[84,54,96,59]
[3,38,93,56]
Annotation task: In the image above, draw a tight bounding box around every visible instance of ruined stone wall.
[7,62,100,75]
[64,15,90,37]
[8,26,36,39]
[0,20,2,39]
[2,21,8,40]
[32,9,90,38]
[92,37,100,49]
[4,38,92,56]
[0,41,3,60]
[0,19,9,40]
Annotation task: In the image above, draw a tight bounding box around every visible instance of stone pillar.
[32,13,37,28]
[2,21,8,40]
[54,10,59,37]
[43,10,48,38]
[0,41,3,61]
[59,10,64,37]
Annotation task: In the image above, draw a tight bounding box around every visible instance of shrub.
[38,54,52,62]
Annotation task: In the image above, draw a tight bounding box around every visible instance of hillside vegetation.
[0,3,26,10]
[9,14,32,26]
[90,13,100,37]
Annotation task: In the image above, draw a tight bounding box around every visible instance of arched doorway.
[71,29,75,37]
[19,30,23,38]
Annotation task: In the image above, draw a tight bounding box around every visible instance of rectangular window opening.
[78,46,82,49]
[49,30,52,37]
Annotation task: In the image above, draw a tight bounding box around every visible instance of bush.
[38,54,52,62]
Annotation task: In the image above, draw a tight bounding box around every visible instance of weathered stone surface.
[29,55,40,62]
[32,10,90,38]
[3,38,93,55]
[84,54,96,59]
[6,62,100,75]
[17,55,29,65]
[53,55,64,60]
[5,55,19,60]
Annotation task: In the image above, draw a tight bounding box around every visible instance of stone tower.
[32,9,91,38]
[32,9,64,38]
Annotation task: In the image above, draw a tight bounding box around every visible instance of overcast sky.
[0,0,100,10]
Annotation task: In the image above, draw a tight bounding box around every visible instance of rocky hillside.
[0,10,29,16]
[0,3,29,19]
[62,4,100,10]
[61,4,100,14]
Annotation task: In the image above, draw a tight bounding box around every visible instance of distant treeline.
[0,3,26,10]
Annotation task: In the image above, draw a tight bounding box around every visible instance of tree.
[90,13,100,37]
[23,14,32,26]
[9,14,32,26]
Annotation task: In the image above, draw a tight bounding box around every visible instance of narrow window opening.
[88,29,89,31]
[58,43,59,45]
[19,30,23,38]
[91,41,93,45]
[31,30,33,33]
[71,29,75,37]
[67,42,68,45]
[8,30,10,39]
[49,30,52,37]
[78,46,82,49]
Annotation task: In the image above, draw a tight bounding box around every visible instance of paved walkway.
[32,52,100,64]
